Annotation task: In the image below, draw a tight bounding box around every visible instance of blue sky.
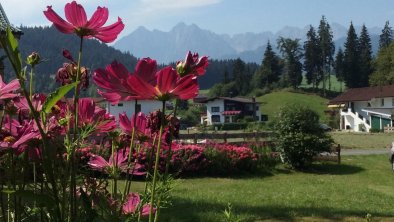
[2,0,394,39]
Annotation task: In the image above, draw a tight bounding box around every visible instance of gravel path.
[341,148,389,156]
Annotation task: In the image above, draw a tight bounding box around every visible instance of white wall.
[205,100,262,124]
[206,99,224,125]
[370,97,394,108]
[107,100,163,122]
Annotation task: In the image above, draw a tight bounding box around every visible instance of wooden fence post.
[336,144,341,164]
[193,134,197,144]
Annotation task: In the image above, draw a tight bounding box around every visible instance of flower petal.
[93,17,125,43]
[1,79,20,94]
[119,112,132,134]
[135,58,157,85]
[128,75,157,100]
[156,67,177,94]
[88,155,109,171]
[172,75,199,100]
[86,6,109,29]
[43,6,74,34]
[64,1,87,27]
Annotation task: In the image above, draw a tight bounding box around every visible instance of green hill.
[257,90,330,123]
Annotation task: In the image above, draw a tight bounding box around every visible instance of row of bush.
[206,122,268,131]
[81,141,280,177]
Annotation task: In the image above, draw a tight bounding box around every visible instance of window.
[118,103,124,107]
[225,116,230,123]
[136,104,141,113]
[211,106,220,112]
[381,99,385,107]
[255,106,259,111]
[367,102,371,107]
[212,115,220,123]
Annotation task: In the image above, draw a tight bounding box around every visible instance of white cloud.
[1,1,125,27]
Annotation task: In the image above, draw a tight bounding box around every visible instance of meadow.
[124,154,394,221]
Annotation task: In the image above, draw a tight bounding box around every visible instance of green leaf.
[0,26,22,75]
[42,82,79,114]
[14,190,55,209]
[2,188,16,194]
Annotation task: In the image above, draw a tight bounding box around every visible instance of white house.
[199,97,262,125]
[104,100,163,121]
[329,85,394,132]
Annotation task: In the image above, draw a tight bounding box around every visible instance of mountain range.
[114,22,381,64]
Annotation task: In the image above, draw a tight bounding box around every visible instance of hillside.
[2,26,138,96]
[257,90,329,123]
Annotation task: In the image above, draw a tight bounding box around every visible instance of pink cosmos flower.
[93,58,157,104]
[76,98,116,133]
[176,51,209,77]
[0,76,20,102]
[122,193,153,216]
[130,66,199,101]
[119,112,151,141]
[0,117,41,158]
[88,149,145,175]
[44,1,124,43]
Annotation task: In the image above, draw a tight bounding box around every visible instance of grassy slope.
[126,155,394,221]
[257,90,329,123]
[300,74,346,93]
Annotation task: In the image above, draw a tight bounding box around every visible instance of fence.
[178,131,274,144]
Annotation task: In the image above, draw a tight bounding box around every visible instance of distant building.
[329,85,394,132]
[198,97,262,125]
[105,100,163,121]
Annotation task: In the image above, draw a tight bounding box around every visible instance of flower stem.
[69,36,84,222]
[111,138,117,198]
[29,67,34,99]
[149,101,166,222]
[164,99,179,175]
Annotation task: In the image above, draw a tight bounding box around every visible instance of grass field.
[126,154,394,221]
[330,131,394,149]
[257,90,330,123]
[300,74,346,93]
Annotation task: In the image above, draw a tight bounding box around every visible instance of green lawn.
[257,90,329,123]
[126,154,394,221]
[330,131,394,149]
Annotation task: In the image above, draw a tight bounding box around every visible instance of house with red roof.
[198,97,262,125]
[329,85,394,132]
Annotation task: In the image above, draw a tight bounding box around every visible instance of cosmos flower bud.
[26,52,41,67]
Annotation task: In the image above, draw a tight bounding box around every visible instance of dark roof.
[0,4,23,35]
[200,97,258,104]
[193,94,208,103]
[329,85,394,104]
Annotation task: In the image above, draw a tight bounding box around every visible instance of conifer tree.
[379,21,393,50]
[358,24,373,87]
[303,25,321,90]
[254,41,282,88]
[318,16,335,95]
[334,48,345,92]
[277,37,303,89]
[232,58,248,95]
[343,22,360,88]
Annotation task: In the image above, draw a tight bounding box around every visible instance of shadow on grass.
[301,162,365,175]
[173,169,276,180]
[159,197,393,222]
